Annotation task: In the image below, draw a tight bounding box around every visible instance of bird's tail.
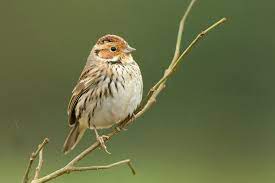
[63,122,86,154]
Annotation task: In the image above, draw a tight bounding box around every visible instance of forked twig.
[172,0,196,65]
[22,138,49,183]
[149,17,227,94]
[23,0,227,182]
[31,159,135,183]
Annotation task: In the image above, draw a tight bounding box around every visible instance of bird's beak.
[124,45,136,53]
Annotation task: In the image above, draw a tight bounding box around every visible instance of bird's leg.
[92,124,111,154]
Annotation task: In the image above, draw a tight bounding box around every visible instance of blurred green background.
[1,0,275,182]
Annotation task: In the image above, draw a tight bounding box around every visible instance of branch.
[22,138,49,183]
[23,1,227,182]
[31,159,135,183]
[33,148,44,180]
[170,17,227,72]
[150,17,227,93]
[69,159,135,174]
[171,0,196,66]
[145,0,197,107]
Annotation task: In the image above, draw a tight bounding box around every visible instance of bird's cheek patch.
[98,50,115,59]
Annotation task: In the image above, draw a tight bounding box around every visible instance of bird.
[63,34,143,154]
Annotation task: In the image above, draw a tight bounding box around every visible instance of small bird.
[63,34,143,154]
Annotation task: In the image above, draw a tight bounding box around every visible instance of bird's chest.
[79,67,142,129]
[101,78,140,118]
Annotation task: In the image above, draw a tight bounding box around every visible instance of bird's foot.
[96,135,111,154]
[92,124,111,154]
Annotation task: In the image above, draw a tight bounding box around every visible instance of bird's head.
[93,34,136,64]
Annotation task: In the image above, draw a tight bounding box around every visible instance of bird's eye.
[110,47,117,51]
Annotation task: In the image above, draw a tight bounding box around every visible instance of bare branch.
[33,148,44,180]
[69,159,135,174]
[24,1,227,183]
[171,0,197,66]
[149,17,227,93]
[170,17,227,71]
[22,138,49,183]
[31,159,135,183]
[28,18,227,183]
[146,0,197,104]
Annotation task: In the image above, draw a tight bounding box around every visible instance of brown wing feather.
[67,65,99,126]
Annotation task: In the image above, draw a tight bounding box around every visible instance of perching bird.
[63,35,143,154]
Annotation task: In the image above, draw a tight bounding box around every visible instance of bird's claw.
[115,126,128,132]
[96,135,111,154]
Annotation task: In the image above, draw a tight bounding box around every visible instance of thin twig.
[31,159,135,183]
[24,1,227,182]
[70,159,135,174]
[146,0,196,102]
[170,17,227,71]
[22,138,49,183]
[171,0,196,66]
[33,149,44,180]
[150,17,227,93]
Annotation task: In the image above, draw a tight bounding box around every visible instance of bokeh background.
[1,0,275,182]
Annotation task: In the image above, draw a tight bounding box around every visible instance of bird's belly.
[80,78,142,129]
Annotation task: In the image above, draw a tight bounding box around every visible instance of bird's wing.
[67,65,98,126]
